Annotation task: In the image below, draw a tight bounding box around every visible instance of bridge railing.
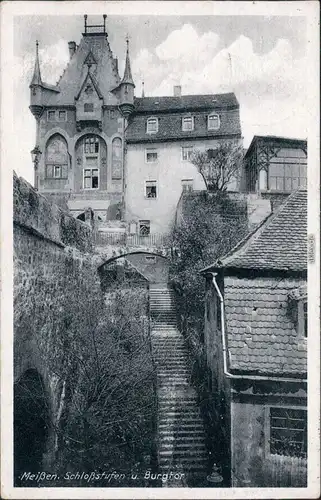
[93,231,168,248]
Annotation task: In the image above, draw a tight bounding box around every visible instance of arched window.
[45,134,68,179]
[146,117,158,134]
[112,138,122,180]
[207,113,220,131]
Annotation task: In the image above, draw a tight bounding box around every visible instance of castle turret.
[29,40,44,119]
[118,38,135,118]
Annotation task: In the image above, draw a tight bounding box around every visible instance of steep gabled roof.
[202,189,307,273]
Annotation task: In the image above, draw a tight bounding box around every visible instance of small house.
[201,189,307,487]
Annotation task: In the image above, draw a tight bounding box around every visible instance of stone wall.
[13,173,101,473]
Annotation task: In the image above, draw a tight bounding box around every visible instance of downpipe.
[209,272,307,384]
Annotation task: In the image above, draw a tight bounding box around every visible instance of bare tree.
[190,142,243,192]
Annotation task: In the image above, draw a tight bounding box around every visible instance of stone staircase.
[150,285,177,330]
[149,285,209,486]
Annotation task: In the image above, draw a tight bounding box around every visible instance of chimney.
[68,41,76,60]
[173,85,182,97]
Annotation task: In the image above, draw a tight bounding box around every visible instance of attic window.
[146,117,158,134]
[208,113,220,130]
[182,116,194,131]
[84,103,94,113]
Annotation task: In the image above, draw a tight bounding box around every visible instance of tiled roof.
[133,93,239,113]
[225,276,307,376]
[206,189,307,272]
[127,106,241,143]
[245,135,307,159]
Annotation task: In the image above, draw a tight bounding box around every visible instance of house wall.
[231,386,307,487]
[125,138,241,234]
[204,273,308,486]
[126,253,169,283]
[204,275,231,482]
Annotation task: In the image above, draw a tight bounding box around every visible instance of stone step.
[159,418,204,426]
[160,437,206,445]
[159,419,204,427]
[159,456,208,464]
[159,448,208,460]
[158,463,207,472]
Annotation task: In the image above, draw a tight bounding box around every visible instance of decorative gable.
[75,71,103,130]
[84,50,97,68]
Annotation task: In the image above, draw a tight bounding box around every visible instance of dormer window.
[182,116,194,131]
[146,117,158,134]
[208,113,220,130]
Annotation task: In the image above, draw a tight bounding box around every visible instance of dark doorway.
[14,369,50,485]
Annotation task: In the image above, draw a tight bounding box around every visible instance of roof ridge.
[200,189,307,273]
[221,189,306,266]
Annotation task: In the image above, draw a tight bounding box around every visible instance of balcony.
[93,231,168,248]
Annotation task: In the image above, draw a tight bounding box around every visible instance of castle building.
[30,15,242,235]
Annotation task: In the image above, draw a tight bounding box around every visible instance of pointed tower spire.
[142,80,145,98]
[121,36,135,86]
[30,40,42,87]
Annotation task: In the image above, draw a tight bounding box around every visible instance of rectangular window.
[146,149,158,163]
[58,110,67,121]
[54,165,61,178]
[181,179,194,192]
[47,110,56,122]
[139,220,150,236]
[45,164,54,178]
[269,159,307,192]
[181,146,194,161]
[45,164,67,179]
[84,137,99,154]
[84,103,94,113]
[269,407,307,458]
[182,116,194,131]
[84,168,99,189]
[145,181,157,199]
[303,301,307,337]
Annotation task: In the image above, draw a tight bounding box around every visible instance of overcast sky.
[13,14,308,183]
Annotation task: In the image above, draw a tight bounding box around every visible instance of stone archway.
[98,251,170,286]
[14,369,50,484]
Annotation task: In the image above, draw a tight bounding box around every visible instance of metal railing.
[94,231,168,248]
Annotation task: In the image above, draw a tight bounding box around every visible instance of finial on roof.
[121,35,135,87]
[142,80,145,98]
[30,39,42,86]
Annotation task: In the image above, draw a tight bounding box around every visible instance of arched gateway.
[14,369,50,484]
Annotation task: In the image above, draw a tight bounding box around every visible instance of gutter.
[209,272,307,384]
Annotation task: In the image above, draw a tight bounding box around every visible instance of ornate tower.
[29,41,44,119]
[118,38,135,118]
